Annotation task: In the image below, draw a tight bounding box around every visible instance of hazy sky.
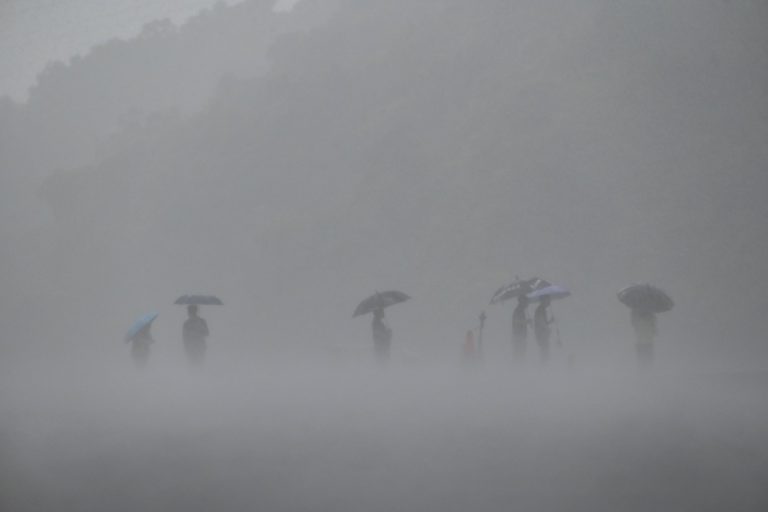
[0,0,299,100]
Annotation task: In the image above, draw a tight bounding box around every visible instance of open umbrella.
[124,313,158,342]
[490,277,551,304]
[527,284,571,302]
[174,295,223,306]
[353,291,410,317]
[618,284,673,313]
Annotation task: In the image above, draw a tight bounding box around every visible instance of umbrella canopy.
[353,291,410,317]
[174,295,223,305]
[527,284,571,302]
[490,277,551,304]
[124,313,158,342]
[618,284,673,313]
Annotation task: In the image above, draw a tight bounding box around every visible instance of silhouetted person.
[183,304,209,366]
[130,325,154,368]
[630,308,657,368]
[533,296,552,364]
[511,295,529,360]
[371,308,392,363]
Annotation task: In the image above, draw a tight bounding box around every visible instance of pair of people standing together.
[182,304,209,365]
[128,305,210,367]
[512,295,553,363]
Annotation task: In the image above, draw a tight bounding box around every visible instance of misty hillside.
[0,0,331,229]
[2,0,767,362]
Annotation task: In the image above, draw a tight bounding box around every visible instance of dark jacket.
[533,303,551,344]
[183,316,209,343]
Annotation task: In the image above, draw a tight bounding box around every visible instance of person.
[183,304,209,366]
[130,324,154,368]
[533,295,552,364]
[371,307,392,363]
[511,295,529,361]
[630,308,657,367]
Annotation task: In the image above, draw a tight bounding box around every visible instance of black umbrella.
[617,284,673,313]
[174,294,224,306]
[490,277,551,304]
[353,291,410,317]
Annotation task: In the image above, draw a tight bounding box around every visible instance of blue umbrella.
[527,285,571,302]
[124,313,158,342]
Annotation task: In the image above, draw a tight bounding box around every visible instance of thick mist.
[1,0,767,510]
[2,360,767,511]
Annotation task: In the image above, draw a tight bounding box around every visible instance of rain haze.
[1,1,767,510]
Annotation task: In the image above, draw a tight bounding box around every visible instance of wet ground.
[2,358,767,512]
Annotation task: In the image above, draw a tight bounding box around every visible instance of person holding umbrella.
[354,290,409,363]
[174,295,221,366]
[371,307,392,362]
[124,313,157,368]
[183,304,209,366]
[533,296,553,364]
[511,295,530,361]
[618,284,673,368]
[490,277,549,362]
[528,284,570,365]
[631,308,657,367]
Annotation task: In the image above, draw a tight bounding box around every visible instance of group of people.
[369,295,560,365]
[368,290,666,368]
[511,295,556,363]
[509,294,658,366]
[128,286,665,369]
[127,305,210,367]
